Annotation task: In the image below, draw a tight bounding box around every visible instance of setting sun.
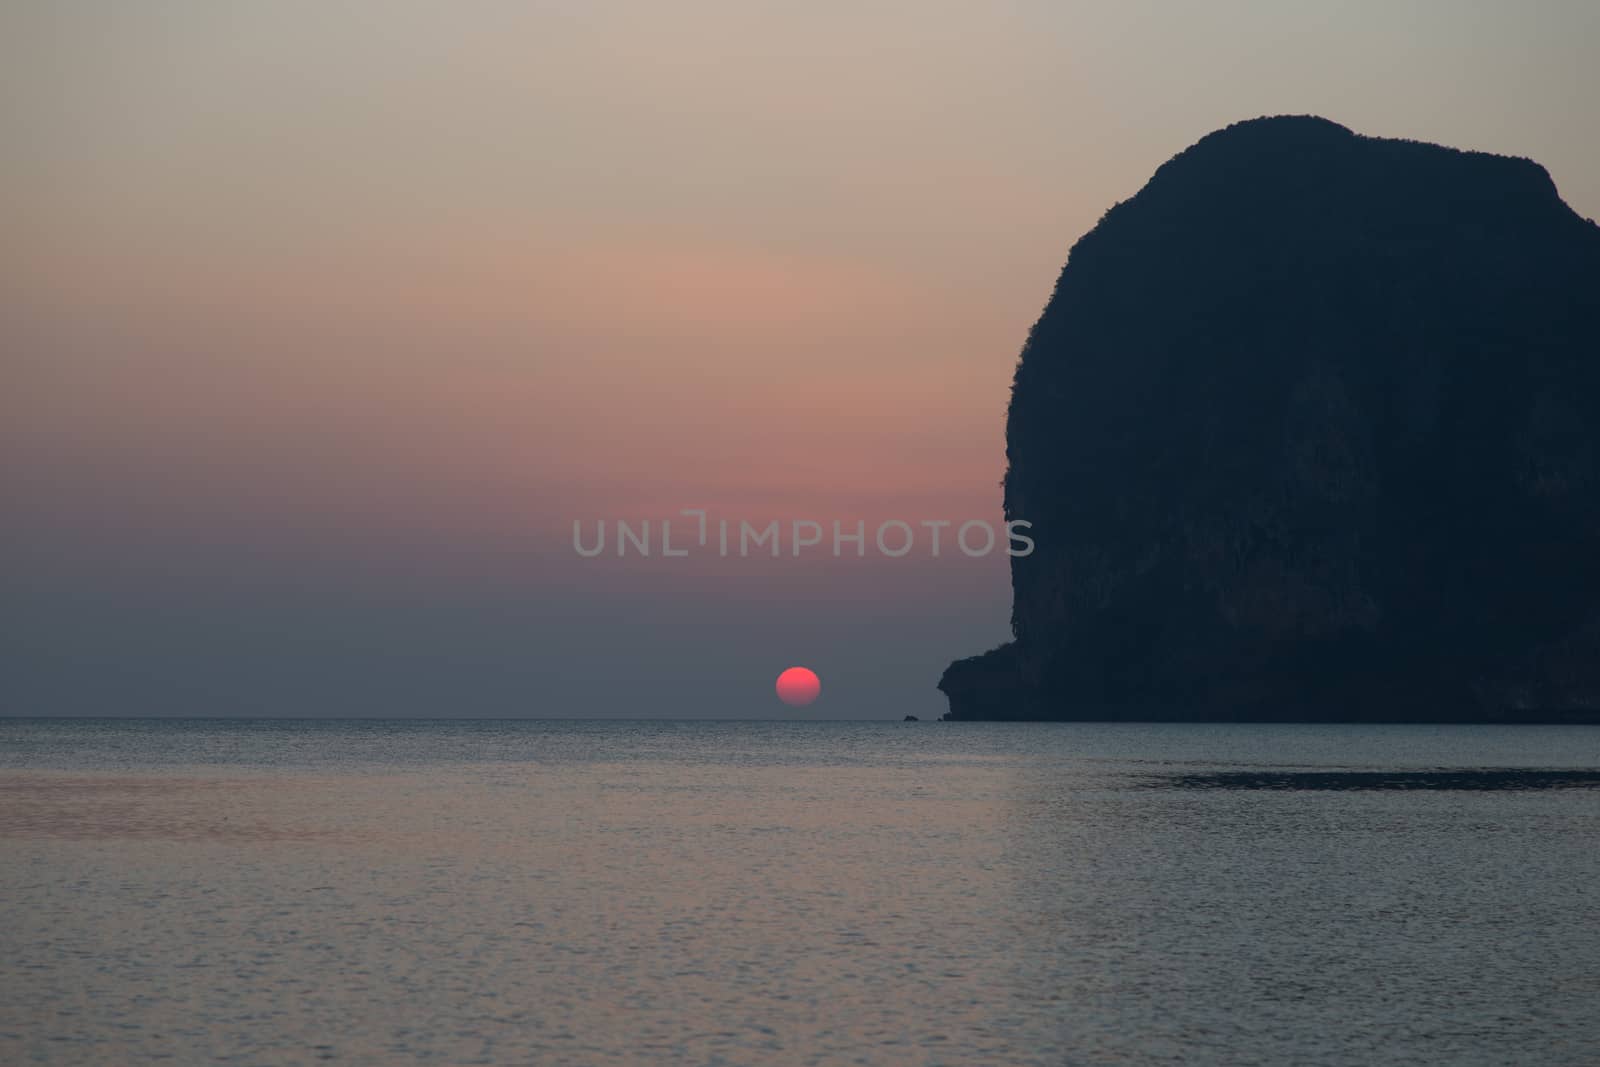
[775,666,822,706]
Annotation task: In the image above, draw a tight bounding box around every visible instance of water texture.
[2,719,1597,1066]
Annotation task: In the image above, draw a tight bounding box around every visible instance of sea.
[2,718,1597,1066]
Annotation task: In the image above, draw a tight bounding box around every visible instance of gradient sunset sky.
[5,2,1598,718]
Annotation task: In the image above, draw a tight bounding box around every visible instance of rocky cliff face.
[941,116,1600,722]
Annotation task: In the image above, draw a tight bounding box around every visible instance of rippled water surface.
[3,719,1598,1066]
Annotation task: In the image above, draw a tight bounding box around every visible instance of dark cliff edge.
[941,115,1600,722]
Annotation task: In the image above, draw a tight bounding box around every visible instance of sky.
[4,1,1598,718]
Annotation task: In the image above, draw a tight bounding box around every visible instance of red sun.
[775,666,822,707]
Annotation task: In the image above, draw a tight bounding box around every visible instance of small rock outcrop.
[941,116,1600,722]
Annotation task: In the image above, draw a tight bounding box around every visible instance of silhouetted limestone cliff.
[942,116,1600,722]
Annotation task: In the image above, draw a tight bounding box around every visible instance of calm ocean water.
[2,718,1598,1066]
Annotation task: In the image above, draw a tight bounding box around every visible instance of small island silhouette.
[942,115,1600,723]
